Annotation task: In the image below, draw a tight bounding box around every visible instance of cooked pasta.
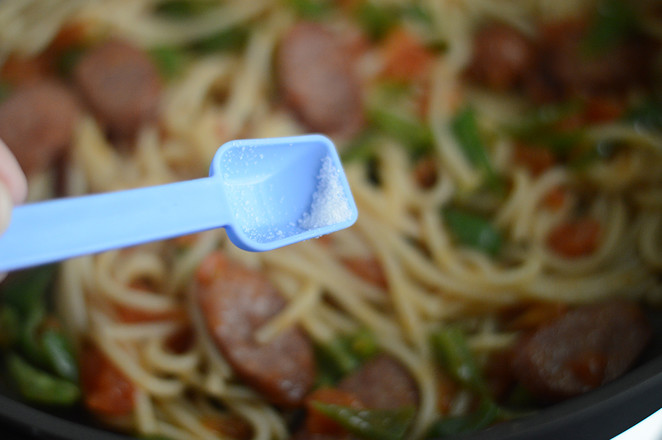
[0,0,660,439]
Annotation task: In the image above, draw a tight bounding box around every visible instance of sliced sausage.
[511,300,651,401]
[73,39,162,137]
[525,20,656,101]
[338,354,418,409]
[465,24,535,91]
[0,80,80,176]
[277,22,364,138]
[193,252,315,407]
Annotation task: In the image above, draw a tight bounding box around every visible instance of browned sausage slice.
[465,24,535,91]
[277,22,364,138]
[0,80,80,176]
[73,39,162,137]
[511,300,651,401]
[193,252,315,407]
[338,354,418,409]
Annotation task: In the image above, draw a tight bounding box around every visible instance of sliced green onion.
[149,46,187,79]
[451,106,502,190]
[443,207,502,257]
[369,107,433,158]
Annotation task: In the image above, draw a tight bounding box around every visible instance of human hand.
[0,139,27,278]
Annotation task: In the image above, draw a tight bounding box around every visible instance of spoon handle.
[0,177,227,272]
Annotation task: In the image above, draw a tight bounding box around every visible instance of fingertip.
[0,179,12,234]
[0,139,28,204]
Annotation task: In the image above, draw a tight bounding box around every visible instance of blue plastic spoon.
[0,134,358,272]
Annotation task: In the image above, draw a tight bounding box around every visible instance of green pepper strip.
[1,265,56,317]
[288,0,333,19]
[0,306,19,347]
[582,0,638,56]
[149,47,187,79]
[312,402,415,440]
[443,207,502,257]
[355,1,399,41]
[154,0,219,19]
[425,398,499,438]
[430,326,488,395]
[19,307,50,366]
[7,353,80,405]
[42,329,79,382]
[625,99,662,132]
[191,27,249,54]
[314,330,379,385]
[369,107,434,158]
[450,106,503,191]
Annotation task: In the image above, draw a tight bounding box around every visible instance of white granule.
[298,156,351,230]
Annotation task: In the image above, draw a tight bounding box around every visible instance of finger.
[0,179,12,234]
[0,139,28,204]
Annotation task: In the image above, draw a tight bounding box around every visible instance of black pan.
[1,310,662,440]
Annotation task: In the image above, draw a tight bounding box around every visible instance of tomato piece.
[513,143,556,176]
[380,28,433,83]
[80,344,135,416]
[583,97,624,123]
[543,186,566,211]
[547,217,601,258]
[114,303,186,323]
[306,387,364,435]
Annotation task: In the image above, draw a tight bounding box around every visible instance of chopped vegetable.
[625,99,662,132]
[42,329,79,382]
[191,27,249,53]
[311,402,415,440]
[341,130,380,162]
[356,1,399,41]
[451,107,501,190]
[80,344,136,416]
[306,388,363,435]
[149,47,187,79]
[19,307,50,367]
[0,266,80,405]
[443,207,502,256]
[582,0,638,55]
[1,265,57,316]
[431,326,488,395]
[380,27,433,83]
[425,398,499,438]
[369,107,433,157]
[288,0,333,19]
[7,353,80,405]
[508,101,585,155]
[0,306,19,347]
[154,0,218,18]
[547,217,601,258]
[56,46,86,77]
[314,330,379,385]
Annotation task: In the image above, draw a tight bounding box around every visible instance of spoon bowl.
[0,135,357,272]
